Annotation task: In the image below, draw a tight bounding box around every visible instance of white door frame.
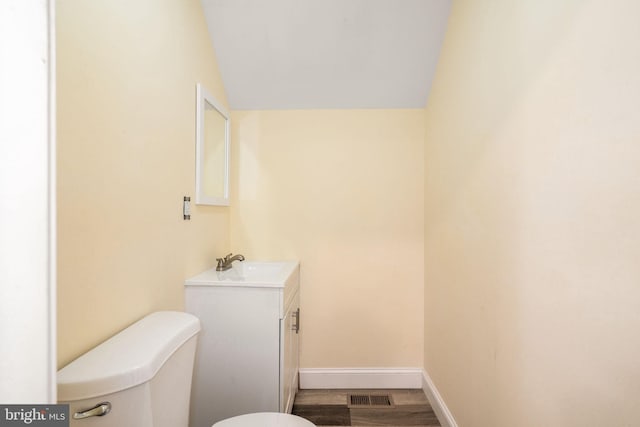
[0,0,57,403]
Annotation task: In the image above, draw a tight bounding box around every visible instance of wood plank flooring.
[292,389,441,426]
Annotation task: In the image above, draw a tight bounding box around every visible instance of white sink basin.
[185,261,299,287]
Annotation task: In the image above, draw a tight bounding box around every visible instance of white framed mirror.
[196,83,230,206]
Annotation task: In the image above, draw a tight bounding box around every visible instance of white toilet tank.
[57,311,201,427]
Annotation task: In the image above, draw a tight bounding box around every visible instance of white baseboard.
[298,367,457,427]
[298,368,423,389]
[422,369,458,427]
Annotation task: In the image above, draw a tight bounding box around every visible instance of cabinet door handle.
[292,308,300,334]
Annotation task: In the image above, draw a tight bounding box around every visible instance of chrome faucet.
[216,253,245,271]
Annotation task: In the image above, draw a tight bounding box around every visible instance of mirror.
[196,83,230,206]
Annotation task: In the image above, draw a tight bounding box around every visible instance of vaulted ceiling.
[201,0,451,110]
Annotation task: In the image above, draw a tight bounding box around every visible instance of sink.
[185,261,299,287]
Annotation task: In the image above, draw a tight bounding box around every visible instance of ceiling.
[201,0,451,110]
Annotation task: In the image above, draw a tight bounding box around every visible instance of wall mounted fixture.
[183,196,191,220]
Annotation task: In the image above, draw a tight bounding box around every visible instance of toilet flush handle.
[73,402,111,419]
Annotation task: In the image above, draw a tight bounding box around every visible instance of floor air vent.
[348,394,394,408]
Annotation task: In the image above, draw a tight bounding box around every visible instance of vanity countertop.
[185,260,299,288]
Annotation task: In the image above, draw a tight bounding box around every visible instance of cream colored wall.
[230,110,424,368]
[424,1,640,426]
[57,0,229,368]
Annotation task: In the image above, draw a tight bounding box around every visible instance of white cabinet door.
[280,289,300,413]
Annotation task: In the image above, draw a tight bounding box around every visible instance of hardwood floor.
[292,389,441,426]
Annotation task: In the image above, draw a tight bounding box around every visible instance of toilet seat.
[212,412,315,427]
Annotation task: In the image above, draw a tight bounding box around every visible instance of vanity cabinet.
[185,262,300,427]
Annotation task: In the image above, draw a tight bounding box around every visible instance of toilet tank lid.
[57,311,200,402]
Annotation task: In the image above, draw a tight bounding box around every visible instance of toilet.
[57,311,201,427]
[57,310,315,427]
[212,413,314,427]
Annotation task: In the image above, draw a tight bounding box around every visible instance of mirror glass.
[196,83,229,206]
